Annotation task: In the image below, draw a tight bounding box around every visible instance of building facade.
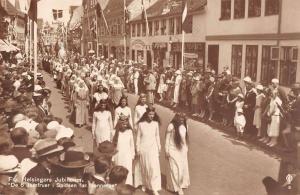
[129,0,207,70]
[96,0,133,60]
[206,0,300,87]
[82,0,98,56]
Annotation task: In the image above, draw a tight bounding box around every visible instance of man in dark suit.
[243,77,257,137]
[10,127,31,162]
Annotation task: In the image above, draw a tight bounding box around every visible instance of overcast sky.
[37,0,82,24]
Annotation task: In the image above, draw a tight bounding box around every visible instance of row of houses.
[0,0,26,51]
[81,0,300,87]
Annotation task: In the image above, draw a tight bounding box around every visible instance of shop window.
[161,19,167,35]
[137,23,141,37]
[176,17,182,34]
[142,23,146,36]
[248,0,261,17]
[261,46,277,85]
[169,18,174,35]
[245,45,258,80]
[154,20,159,36]
[234,0,245,19]
[131,24,136,37]
[265,0,279,16]
[231,45,242,78]
[148,21,153,36]
[279,47,297,86]
[220,0,231,20]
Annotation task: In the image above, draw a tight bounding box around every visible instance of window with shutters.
[142,22,146,36]
[176,17,182,34]
[231,45,243,78]
[148,21,153,36]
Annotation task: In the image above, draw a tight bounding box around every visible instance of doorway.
[208,45,219,73]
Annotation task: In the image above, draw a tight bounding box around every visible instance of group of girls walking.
[91,93,190,195]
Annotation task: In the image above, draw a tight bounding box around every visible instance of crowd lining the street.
[0,49,300,195]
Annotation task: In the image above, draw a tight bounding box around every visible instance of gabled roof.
[103,0,135,18]
[2,0,25,18]
[130,0,206,22]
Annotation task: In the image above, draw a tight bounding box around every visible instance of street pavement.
[45,72,280,195]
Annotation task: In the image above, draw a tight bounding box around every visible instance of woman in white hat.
[253,84,265,138]
[73,80,89,127]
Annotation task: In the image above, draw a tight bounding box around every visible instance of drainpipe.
[276,0,282,46]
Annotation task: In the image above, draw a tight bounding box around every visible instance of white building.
[129,0,207,70]
[205,0,300,87]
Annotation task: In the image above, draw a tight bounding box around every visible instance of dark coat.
[10,146,31,162]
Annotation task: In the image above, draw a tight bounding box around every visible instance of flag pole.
[34,19,37,83]
[181,30,184,70]
[123,0,126,62]
[29,19,32,69]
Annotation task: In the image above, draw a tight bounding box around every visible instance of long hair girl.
[112,115,133,144]
[169,113,189,150]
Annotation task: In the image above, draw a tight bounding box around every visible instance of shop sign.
[152,42,167,49]
[184,53,198,58]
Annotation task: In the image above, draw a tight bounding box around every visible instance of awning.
[0,39,10,52]
[0,39,20,52]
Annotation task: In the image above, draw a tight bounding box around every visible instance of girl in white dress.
[134,93,148,131]
[112,115,135,185]
[136,106,161,195]
[114,96,133,128]
[92,83,108,110]
[253,85,265,137]
[165,113,190,195]
[267,90,282,147]
[92,99,114,145]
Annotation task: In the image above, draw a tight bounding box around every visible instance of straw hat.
[98,141,118,156]
[175,70,181,75]
[51,146,90,168]
[55,127,74,141]
[271,78,279,84]
[0,155,20,174]
[47,121,60,131]
[243,76,252,83]
[32,138,63,158]
[256,84,264,91]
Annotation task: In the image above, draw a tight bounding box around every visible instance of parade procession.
[1,0,300,194]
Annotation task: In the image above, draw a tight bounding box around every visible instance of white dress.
[253,93,265,128]
[267,97,282,137]
[165,124,190,192]
[136,121,161,191]
[173,75,182,103]
[114,130,135,185]
[114,106,133,128]
[134,104,148,129]
[92,110,114,144]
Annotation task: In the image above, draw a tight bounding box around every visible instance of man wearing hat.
[0,155,26,195]
[243,76,257,137]
[271,78,288,105]
[144,70,157,104]
[24,138,64,195]
[50,146,90,194]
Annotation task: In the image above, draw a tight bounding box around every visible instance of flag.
[182,0,189,32]
[141,0,145,21]
[96,2,102,17]
[28,0,37,21]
